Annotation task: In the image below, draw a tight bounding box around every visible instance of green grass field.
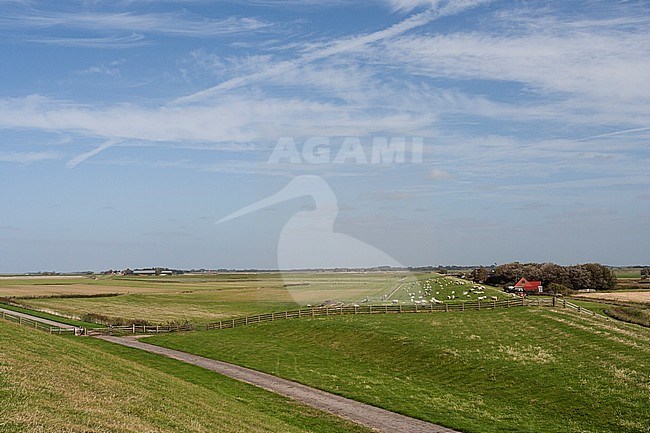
[0,319,371,433]
[148,308,650,433]
[613,268,643,279]
[2,272,477,325]
[389,275,507,303]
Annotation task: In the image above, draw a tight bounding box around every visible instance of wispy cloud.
[172,1,488,104]
[3,10,271,37]
[386,0,491,13]
[0,151,60,164]
[74,60,125,76]
[29,33,149,48]
[379,13,650,104]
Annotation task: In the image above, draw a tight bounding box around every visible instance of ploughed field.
[148,307,650,433]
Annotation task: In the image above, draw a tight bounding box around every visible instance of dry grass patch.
[574,291,650,304]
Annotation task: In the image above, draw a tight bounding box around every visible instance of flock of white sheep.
[393,277,508,305]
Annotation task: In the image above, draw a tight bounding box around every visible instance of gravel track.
[96,335,460,433]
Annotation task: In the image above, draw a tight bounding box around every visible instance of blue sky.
[0,0,648,272]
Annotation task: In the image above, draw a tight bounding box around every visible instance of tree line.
[471,262,616,292]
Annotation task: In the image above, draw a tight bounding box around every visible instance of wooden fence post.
[462,302,465,312]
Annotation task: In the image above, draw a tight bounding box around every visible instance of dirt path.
[96,335,460,433]
[0,307,77,330]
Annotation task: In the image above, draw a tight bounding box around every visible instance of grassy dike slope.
[149,308,650,433]
[0,320,371,433]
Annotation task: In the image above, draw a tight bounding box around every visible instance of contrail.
[66,139,117,168]
[171,1,488,106]
[571,126,650,142]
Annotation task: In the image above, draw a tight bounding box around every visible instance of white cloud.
[0,151,60,164]
[75,60,125,77]
[380,12,650,105]
[172,0,489,104]
[385,0,490,13]
[3,11,270,37]
[0,94,434,147]
[30,33,149,48]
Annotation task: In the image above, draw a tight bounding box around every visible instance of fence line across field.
[0,309,79,335]
[1,297,608,336]
[206,297,606,331]
[86,323,195,336]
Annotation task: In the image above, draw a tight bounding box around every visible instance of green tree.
[470,267,489,283]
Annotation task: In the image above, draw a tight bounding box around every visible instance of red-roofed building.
[513,277,543,293]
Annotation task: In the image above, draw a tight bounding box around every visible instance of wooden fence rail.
[86,323,195,336]
[2,296,607,336]
[557,299,609,320]
[205,297,558,331]
[0,309,79,335]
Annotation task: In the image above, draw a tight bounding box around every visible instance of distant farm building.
[512,277,543,293]
[132,269,173,276]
